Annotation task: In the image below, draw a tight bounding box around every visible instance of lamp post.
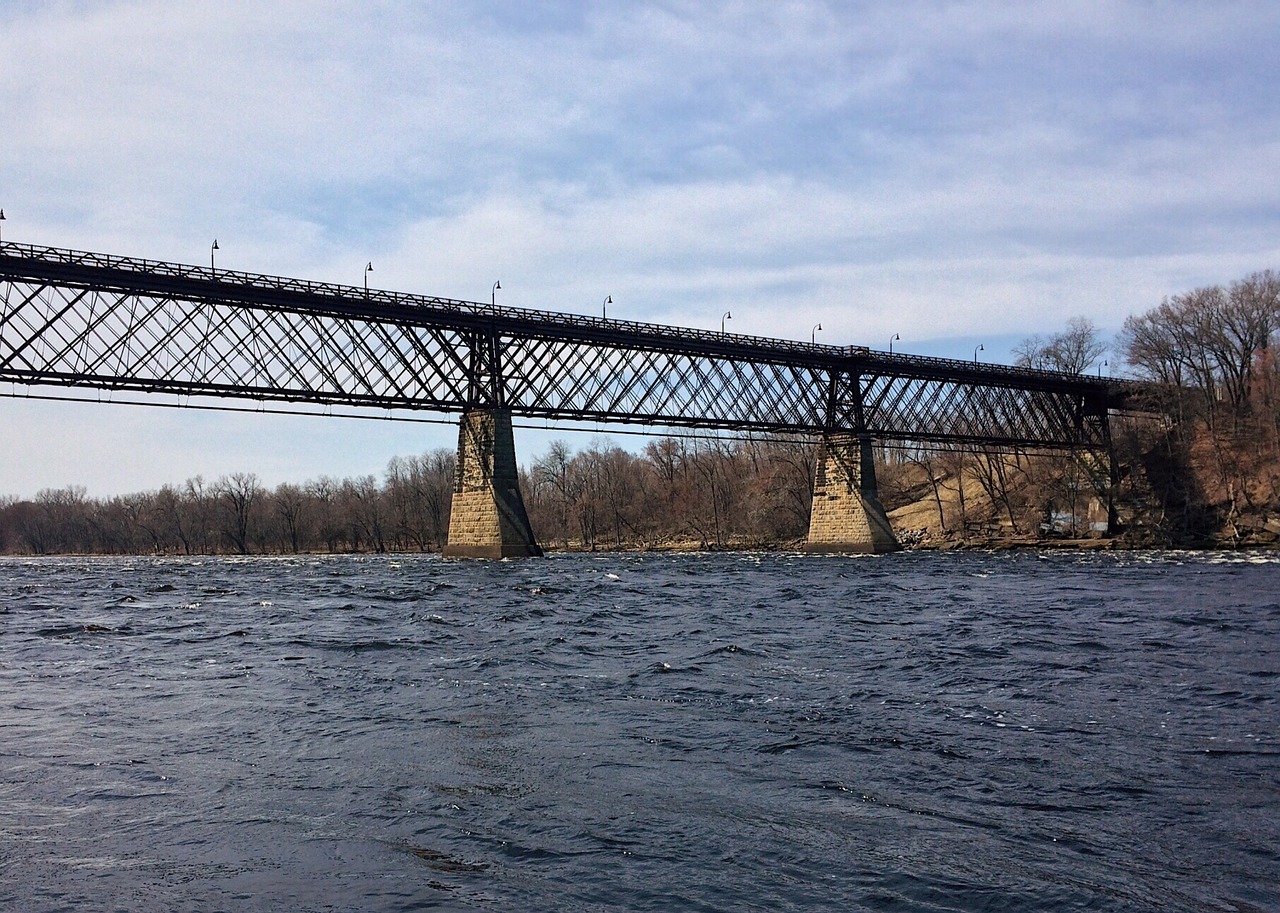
[1098,359,1108,377]
[492,280,501,307]
[722,311,732,334]
[210,239,219,271]
[812,323,822,344]
[0,209,6,243]
[974,343,984,363]
[889,332,900,354]
[364,262,373,295]
[603,295,611,319]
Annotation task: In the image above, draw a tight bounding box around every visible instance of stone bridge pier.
[804,433,899,554]
[443,409,542,558]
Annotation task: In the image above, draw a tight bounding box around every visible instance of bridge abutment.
[805,433,899,554]
[443,409,542,558]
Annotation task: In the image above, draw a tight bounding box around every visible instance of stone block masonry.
[805,433,899,554]
[443,409,543,558]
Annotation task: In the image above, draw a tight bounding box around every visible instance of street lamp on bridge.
[210,239,219,271]
[492,280,501,307]
[722,311,732,334]
[364,262,373,295]
[889,333,900,354]
[812,323,822,344]
[603,295,611,319]
[0,209,6,243]
[974,343,984,363]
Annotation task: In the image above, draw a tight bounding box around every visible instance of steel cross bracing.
[1,242,1140,449]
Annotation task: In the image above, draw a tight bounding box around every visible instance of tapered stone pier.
[443,409,542,558]
[805,433,899,554]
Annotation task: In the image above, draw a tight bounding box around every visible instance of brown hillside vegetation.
[883,269,1280,549]
[879,448,1116,549]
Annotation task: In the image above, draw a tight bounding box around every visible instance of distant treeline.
[0,452,457,557]
[3,269,1278,554]
[0,438,816,556]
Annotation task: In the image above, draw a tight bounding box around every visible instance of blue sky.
[3,1,1279,497]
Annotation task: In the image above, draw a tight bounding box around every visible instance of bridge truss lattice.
[1,242,1136,457]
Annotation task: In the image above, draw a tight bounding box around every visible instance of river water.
[1,551,1276,912]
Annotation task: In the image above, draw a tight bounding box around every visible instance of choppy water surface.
[1,551,1277,912]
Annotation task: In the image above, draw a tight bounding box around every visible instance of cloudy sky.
[3,1,1278,498]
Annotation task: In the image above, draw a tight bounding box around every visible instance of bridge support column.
[443,409,542,558]
[805,433,899,554]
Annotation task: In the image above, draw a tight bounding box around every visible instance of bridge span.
[1,241,1140,555]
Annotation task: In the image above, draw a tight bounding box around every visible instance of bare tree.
[1016,317,1106,375]
[344,475,387,553]
[307,476,344,552]
[216,472,261,555]
[183,476,217,554]
[272,483,308,553]
[530,440,576,548]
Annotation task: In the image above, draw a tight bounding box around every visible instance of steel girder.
[1,242,1134,449]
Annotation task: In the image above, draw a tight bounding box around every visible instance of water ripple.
[0,551,1276,911]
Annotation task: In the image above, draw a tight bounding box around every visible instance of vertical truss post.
[465,327,504,409]
[805,367,899,554]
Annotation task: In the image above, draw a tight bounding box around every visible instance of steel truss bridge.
[0,241,1137,451]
